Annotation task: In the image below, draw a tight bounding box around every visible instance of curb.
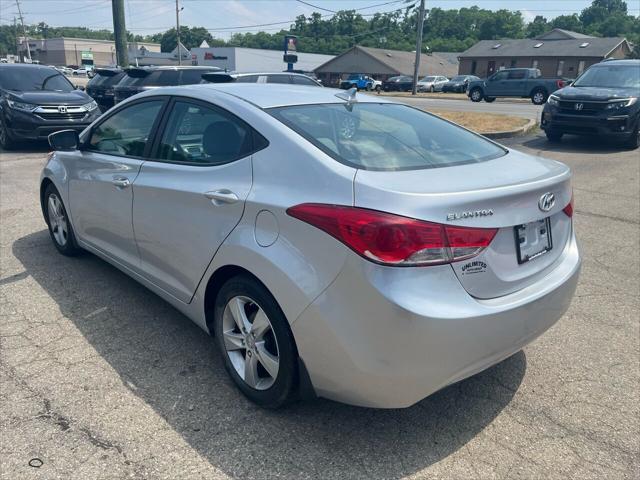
[482,118,538,139]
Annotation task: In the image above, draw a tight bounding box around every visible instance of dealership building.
[312,46,460,86]
[17,37,161,67]
[458,28,631,78]
[191,46,334,73]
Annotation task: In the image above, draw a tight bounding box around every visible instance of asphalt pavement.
[1,132,638,479]
[397,95,543,120]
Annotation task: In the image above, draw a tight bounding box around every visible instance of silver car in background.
[41,84,581,408]
[417,75,449,92]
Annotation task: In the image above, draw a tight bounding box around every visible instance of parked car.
[41,83,580,408]
[340,74,380,91]
[417,75,449,92]
[0,64,100,149]
[114,65,222,103]
[467,68,567,105]
[85,68,126,111]
[202,72,322,87]
[55,66,73,75]
[441,75,479,93]
[541,59,640,148]
[72,67,88,76]
[382,75,413,92]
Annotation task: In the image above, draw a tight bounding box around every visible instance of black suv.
[0,64,101,149]
[541,59,640,149]
[85,68,125,111]
[114,66,221,104]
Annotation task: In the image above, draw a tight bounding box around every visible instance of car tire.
[366,84,372,91]
[470,88,483,102]
[484,97,496,103]
[545,130,563,142]
[623,123,639,149]
[213,274,298,408]
[0,115,15,150]
[375,85,381,92]
[531,89,548,105]
[43,183,81,256]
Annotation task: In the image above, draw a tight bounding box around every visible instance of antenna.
[335,87,357,105]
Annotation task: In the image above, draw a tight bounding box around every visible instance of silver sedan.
[41,84,581,408]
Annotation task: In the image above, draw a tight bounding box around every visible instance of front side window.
[267,75,291,84]
[269,103,506,171]
[291,75,318,86]
[156,100,253,165]
[492,71,509,81]
[508,70,526,80]
[87,100,164,157]
[0,67,74,92]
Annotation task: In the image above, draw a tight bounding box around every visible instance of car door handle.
[112,176,130,188]
[204,189,239,205]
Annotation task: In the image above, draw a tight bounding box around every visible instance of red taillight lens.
[556,79,565,89]
[563,193,574,217]
[287,204,498,266]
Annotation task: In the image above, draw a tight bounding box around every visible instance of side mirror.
[49,130,79,151]
[76,85,85,91]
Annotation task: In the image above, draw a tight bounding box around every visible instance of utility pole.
[411,0,426,95]
[15,0,31,62]
[111,0,128,67]
[175,0,183,65]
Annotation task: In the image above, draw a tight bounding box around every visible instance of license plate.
[514,218,553,264]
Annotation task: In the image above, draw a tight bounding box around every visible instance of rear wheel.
[470,88,483,102]
[545,130,563,142]
[214,275,298,408]
[43,183,81,256]
[531,89,548,105]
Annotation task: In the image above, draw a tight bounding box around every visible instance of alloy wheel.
[222,296,280,390]
[533,92,545,104]
[47,194,68,246]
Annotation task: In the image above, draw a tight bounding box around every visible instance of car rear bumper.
[541,109,639,137]
[292,230,581,408]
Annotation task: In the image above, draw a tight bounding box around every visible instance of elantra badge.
[446,209,494,221]
[538,192,555,212]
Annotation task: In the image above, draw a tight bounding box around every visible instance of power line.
[295,0,336,13]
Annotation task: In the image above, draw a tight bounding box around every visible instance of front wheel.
[214,275,298,408]
[43,183,81,256]
[545,130,563,142]
[470,88,483,102]
[375,85,381,92]
[484,97,496,103]
[0,115,15,150]
[531,89,548,105]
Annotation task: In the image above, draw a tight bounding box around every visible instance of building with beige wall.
[18,37,161,67]
[458,29,631,79]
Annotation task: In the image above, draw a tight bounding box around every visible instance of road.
[1,133,638,479]
[396,96,543,120]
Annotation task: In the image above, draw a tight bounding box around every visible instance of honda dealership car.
[41,84,581,408]
[0,64,100,149]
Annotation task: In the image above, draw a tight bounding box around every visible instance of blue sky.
[2,0,638,39]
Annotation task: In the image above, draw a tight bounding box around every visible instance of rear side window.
[87,100,164,157]
[267,75,291,84]
[155,100,257,165]
[144,70,180,86]
[235,75,259,83]
[268,103,506,171]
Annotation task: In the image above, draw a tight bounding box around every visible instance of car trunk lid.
[353,150,572,299]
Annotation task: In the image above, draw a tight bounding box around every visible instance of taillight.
[556,79,565,89]
[287,204,497,267]
[563,193,574,217]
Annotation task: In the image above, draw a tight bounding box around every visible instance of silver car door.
[132,98,263,303]
[68,98,166,269]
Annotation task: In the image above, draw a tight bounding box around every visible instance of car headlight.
[547,94,560,106]
[606,98,637,109]
[6,99,37,112]
[83,100,99,112]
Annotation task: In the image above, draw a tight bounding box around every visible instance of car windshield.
[421,76,436,82]
[572,65,640,89]
[451,76,466,82]
[0,67,74,92]
[268,103,506,171]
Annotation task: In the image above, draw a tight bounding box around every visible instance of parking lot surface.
[1,133,638,479]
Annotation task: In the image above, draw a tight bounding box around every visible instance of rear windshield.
[88,71,125,87]
[0,67,74,92]
[268,103,506,171]
[573,64,640,89]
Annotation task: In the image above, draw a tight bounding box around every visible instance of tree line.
[1,0,638,58]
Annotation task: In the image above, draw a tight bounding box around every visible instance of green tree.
[525,16,549,38]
